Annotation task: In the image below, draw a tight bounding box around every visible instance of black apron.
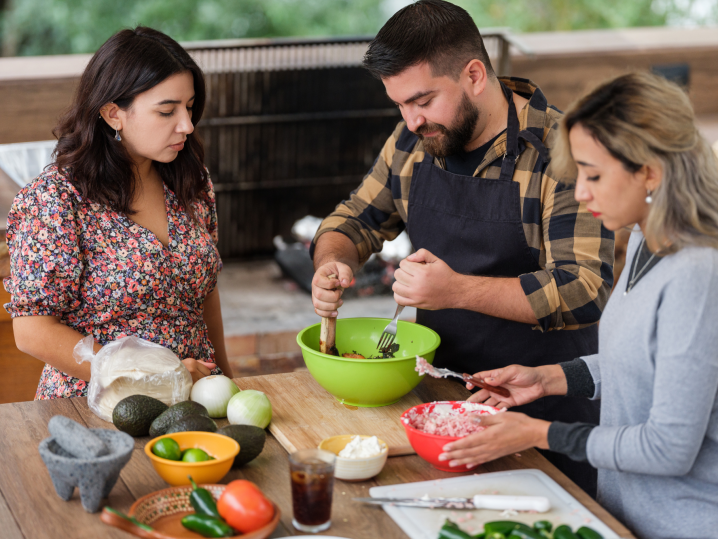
[407,83,600,497]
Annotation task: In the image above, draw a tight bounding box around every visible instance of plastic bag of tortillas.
[74,335,193,422]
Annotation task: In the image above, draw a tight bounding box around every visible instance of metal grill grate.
[184,32,526,258]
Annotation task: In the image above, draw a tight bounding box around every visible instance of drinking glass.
[289,448,335,532]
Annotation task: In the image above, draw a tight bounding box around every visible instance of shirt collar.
[433,77,550,175]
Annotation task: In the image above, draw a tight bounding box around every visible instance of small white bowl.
[318,434,388,482]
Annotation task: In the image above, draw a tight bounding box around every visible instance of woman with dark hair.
[4,26,232,399]
[440,72,718,538]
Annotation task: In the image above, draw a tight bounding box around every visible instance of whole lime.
[182,448,210,462]
[152,437,182,461]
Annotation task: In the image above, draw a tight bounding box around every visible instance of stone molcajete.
[38,415,134,513]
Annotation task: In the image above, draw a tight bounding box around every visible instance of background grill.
[185,33,519,259]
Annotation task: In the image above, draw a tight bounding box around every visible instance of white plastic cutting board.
[369,469,619,539]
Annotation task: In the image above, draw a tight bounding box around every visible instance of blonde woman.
[440,72,718,538]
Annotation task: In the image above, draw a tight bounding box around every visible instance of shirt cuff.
[559,358,596,398]
[587,425,625,471]
[310,225,373,265]
[547,421,597,462]
[519,271,561,332]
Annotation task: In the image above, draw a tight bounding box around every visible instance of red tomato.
[217,480,274,533]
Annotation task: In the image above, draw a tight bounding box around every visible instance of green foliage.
[1,0,716,57]
[454,0,718,32]
[0,0,387,56]
[455,0,668,31]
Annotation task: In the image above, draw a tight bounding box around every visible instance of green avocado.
[164,414,217,435]
[112,395,169,437]
[216,425,266,468]
[149,401,210,437]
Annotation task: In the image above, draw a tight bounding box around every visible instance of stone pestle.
[48,415,109,458]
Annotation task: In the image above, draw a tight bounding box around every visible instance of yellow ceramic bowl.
[144,431,240,486]
[319,434,388,482]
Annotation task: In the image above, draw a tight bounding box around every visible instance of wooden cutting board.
[234,371,421,456]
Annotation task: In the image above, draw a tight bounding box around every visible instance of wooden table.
[0,376,635,539]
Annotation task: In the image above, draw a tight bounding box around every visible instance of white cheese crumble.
[338,435,385,458]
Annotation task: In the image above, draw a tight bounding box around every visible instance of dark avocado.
[112,395,168,437]
[149,401,209,437]
[217,425,266,468]
[164,414,217,434]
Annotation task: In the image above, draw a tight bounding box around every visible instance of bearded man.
[310,0,614,497]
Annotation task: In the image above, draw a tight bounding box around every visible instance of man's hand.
[439,412,551,469]
[392,249,462,310]
[312,262,354,317]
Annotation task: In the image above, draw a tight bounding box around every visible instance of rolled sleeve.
[3,184,83,318]
[311,124,405,265]
[519,176,614,331]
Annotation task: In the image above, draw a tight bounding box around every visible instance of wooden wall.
[0,78,78,144]
[512,46,718,114]
[2,38,718,145]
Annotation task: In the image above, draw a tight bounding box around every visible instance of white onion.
[227,390,272,429]
[190,375,240,418]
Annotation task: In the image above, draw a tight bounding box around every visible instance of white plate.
[369,469,619,539]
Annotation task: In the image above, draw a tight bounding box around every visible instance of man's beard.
[415,92,480,158]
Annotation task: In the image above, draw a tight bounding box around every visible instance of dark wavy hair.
[53,26,207,218]
[363,0,494,81]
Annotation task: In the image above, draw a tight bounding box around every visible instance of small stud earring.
[115,127,122,142]
[645,189,653,204]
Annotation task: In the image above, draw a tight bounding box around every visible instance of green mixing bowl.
[296,317,441,407]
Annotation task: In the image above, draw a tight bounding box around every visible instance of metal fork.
[419,361,512,398]
[377,304,405,350]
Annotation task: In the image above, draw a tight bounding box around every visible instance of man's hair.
[363,0,495,80]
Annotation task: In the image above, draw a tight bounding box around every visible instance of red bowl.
[401,401,501,472]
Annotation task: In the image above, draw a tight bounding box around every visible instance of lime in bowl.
[296,317,440,407]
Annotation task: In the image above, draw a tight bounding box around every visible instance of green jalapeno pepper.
[533,521,552,533]
[553,525,580,539]
[180,514,234,538]
[188,476,221,519]
[438,519,475,539]
[576,527,603,539]
[483,522,535,536]
[507,528,544,539]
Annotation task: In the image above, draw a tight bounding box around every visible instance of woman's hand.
[439,412,550,469]
[467,364,567,409]
[182,358,216,383]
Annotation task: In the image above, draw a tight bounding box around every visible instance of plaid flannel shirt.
[312,77,614,331]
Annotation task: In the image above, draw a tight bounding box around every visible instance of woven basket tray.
[100,484,280,539]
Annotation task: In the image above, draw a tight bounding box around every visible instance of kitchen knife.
[354,494,550,513]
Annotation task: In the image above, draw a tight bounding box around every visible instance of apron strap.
[499,82,520,182]
[498,82,550,180]
[518,130,550,163]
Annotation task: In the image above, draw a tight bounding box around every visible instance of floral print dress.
[3,166,223,399]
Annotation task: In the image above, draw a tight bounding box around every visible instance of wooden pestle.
[319,274,342,356]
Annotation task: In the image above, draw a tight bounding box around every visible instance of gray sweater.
[582,230,718,539]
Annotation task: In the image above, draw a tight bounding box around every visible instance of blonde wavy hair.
[552,71,718,254]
